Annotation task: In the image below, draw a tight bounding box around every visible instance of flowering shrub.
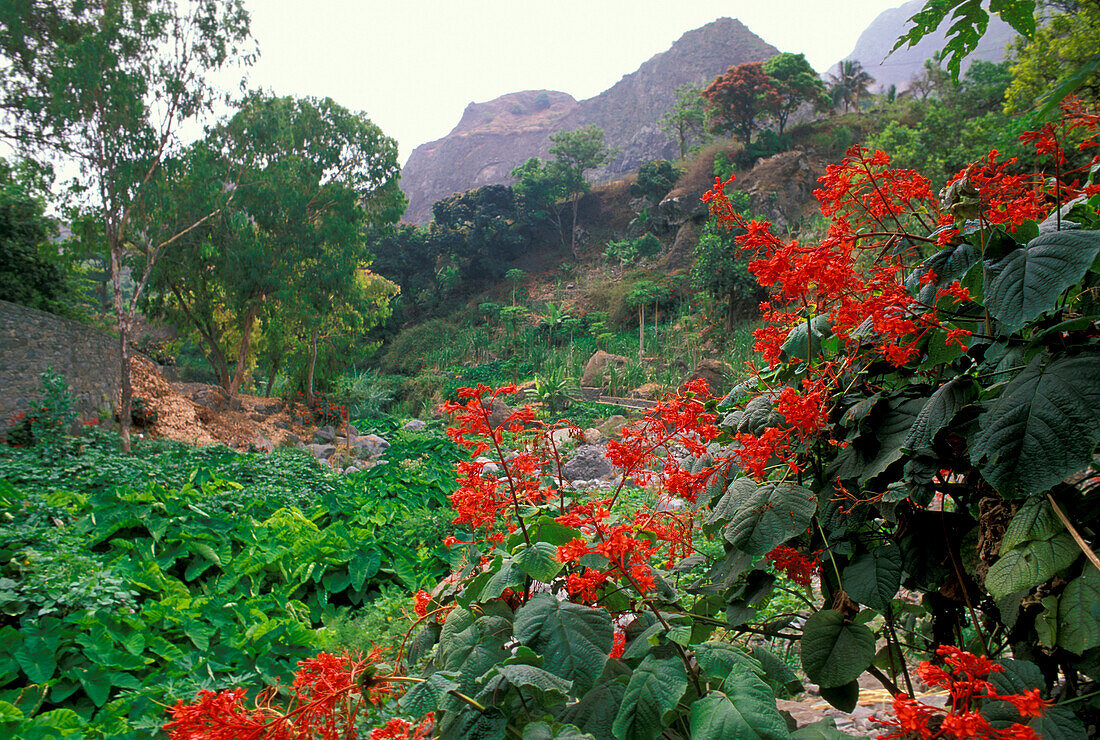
[166,100,1100,738]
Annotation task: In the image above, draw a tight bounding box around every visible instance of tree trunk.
[227,301,260,397]
[110,229,133,454]
[306,328,319,406]
[638,304,645,362]
[264,355,281,397]
[571,194,580,257]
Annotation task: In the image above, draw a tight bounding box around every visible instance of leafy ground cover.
[0,426,462,738]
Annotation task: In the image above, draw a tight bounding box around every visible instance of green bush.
[380,319,457,374]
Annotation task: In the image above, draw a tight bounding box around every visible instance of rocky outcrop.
[400,18,779,223]
[735,150,826,234]
[835,0,1018,93]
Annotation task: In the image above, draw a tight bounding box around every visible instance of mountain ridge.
[399,17,778,224]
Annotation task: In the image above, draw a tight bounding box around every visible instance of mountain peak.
[399,17,778,223]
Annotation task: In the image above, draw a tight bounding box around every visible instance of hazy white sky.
[239,0,911,163]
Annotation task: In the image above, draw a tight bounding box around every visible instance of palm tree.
[828,60,875,114]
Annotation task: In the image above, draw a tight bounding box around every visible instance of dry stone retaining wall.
[0,299,120,426]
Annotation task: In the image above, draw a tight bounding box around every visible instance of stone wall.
[0,300,120,426]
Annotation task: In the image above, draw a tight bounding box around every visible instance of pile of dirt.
[129,356,313,450]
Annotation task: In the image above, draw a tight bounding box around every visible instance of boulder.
[562,444,614,481]
[253,400,284,414]
[486,397,515,427]
[314,425,336,444]
[682,359,732,397]
[583,427,604,445]
[353,433,390,458]
[250,435,273,453]
[580,351,630,388]
[346,423,360,438]
[630,383,662,400]
[309,443,336,460]
[551,427,578,446]
[404,419,427,432]
[597,415,629,438]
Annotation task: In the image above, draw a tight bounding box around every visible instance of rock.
[562,444,613,481]
[630,382,662,400]
[551,427,577,446]
[353,433,390,458]
[346,424,360,438]
[598,415,628,438]
[319,458,332,468]
[250,435,273,453]
[253,400,284,414]
[486,397,514,427]
[309,443,336,460]
[249,412,266,422]
[274,419,291,430]
[314,425,336,444]
[583,427,603,445]
[580,350,630,388]
[283,432,301,445]
[682,359,732,397]
[404,419,427,432]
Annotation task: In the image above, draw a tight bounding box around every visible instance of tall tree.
[0,0,254,452]
[827,60,875,114]
[761,53,829,135]
[660,84,709,158]
[548,126,615,257]
[702,62,780,144]
[1004,0,1100,113]
[147,93,405,397]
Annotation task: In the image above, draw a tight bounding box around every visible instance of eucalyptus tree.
[0,0,254,451]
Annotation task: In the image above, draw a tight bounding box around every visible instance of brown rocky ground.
[129,356,313,450]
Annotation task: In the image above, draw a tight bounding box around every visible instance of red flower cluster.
[164,650,396,740]
[368,713,435,739]
[873,646,1049,739]
[764,545,817,588]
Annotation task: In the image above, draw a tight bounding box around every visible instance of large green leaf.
[789,719,853,739]
[514,593,613,694]
[1053,568,1100,655]
[494,664,574,703]
[558,671,628,737]
[523,722,597,740]
[984,532,1079,599]
[903,377,974,453]
[694,641,764,684]
[737,395,784,435]
[971,351,1100,497]
[398,672,459,716]
[985,230,1100,332]
[720,478,816,556]
[800,610,875,688]
[1000,497,1065,551]
[612,654,688,740]
[842,545,902,612]
[514,542,564,583]
[689,666,789,740]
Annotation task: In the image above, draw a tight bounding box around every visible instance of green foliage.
[692,209,764,328]
[145,93,403,396]
[0,159,71,316]
[866,61,1026,184]
[603,234,662,266]
[1004,1,1100,114]
[761,53,829,135]
[0,427,459,735]
[660,84,709,159]
[381,320,459,374]
[630,161,680,204]
[894,0,1036,80]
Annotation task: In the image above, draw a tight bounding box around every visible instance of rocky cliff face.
[837,0,1018,93]
[400,17,779,223]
